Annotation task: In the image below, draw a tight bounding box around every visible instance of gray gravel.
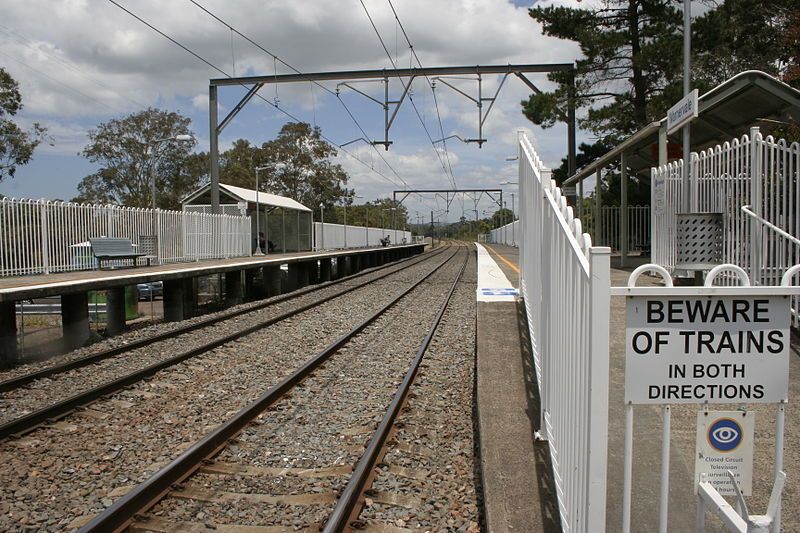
[141,247,470,530]
[357,247,480,532]
[0,248,454,531]
[0,252,443,426]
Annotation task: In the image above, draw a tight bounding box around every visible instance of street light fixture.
[254,166,269,255]
[344,195,363,249]
[148,134,194,257]
[319,203,325,250]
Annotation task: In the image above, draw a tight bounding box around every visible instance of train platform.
[0,244,424,367]
[476,243,800,532]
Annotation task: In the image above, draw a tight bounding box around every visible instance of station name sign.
[625,295,790,404]
[667,89,698,134]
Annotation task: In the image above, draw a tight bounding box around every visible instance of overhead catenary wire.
[185,0,412,191]
[0,23,151,112]
[358,0,457,190]
[104,0,411,192]
[385,0,457,188]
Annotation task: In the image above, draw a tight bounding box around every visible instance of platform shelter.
[183,183,312,253]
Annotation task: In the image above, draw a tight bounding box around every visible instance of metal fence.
[517,133,611,532]
[313,222,411,250]
[651,127,800,324]
[0,197,251,277]
[581,205,650,252]
[487,220,519,246]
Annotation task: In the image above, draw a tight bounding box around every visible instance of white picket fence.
[517,133,611,532]
[313,222,410,250]
[651,127,800,325]
[487,220,519,246]
[583,205,651,252]
[0,197,251,277]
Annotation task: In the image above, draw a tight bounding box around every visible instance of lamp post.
[319,203,325,250]
[148,134,193,253]
[344,195,363,249]
[500,181,518,247]
[254,166,269,255]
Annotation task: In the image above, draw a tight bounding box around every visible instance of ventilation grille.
[675,212,723,270]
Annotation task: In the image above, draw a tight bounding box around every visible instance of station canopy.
[182,183,310,213]
[564,70,800,185]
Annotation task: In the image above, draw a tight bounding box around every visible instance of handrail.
[741,205,800,246]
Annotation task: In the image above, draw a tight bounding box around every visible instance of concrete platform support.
[163,279,187,322]
[339,257,351,278]
[285,263,299,293]
[244,269,257,301]
[105,286,126,336]
[0,301,17,368]
[263,266,282,296]
[62,292,90,350]
[308,261,319,285]
[297,262,311,289]
[320,258,332,282]
[225,270,244,306]
[182,278,197,318]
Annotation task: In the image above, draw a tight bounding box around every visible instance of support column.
[62,292,89,350]
[182,278,197,318]
[297,262,311,288]
[340,256,351,278]
[163,279,186,322]
[263,265,281,296]
[285,263,299,293]
[0,301,17,368]
[320,258,332,282]
[106,287,126,337]
[225,270,244,307]
[244,268,256,301]
[595,168,602,246]
[620,152,629,267]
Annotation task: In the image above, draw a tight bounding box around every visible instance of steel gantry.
[208,63,576,212]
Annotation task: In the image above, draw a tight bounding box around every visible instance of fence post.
[40,200,50,275]
[587,245,611,529]
[749,127,763,285]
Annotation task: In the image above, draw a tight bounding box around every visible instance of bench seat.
[89,238,150,269]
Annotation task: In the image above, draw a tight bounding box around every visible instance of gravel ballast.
[0,248,457,531]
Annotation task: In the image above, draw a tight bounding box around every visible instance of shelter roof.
[564,71,800,185]
[183,183,311,212]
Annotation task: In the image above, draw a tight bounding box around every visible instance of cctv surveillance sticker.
[707,417,743,452]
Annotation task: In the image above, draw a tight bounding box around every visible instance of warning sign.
[625,295,789,404]
[695,410,754,496]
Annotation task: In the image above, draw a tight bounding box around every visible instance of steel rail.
[0,247,443,393]
[324,246,469,531]
[79,246,463,533]
[0,247,449,440]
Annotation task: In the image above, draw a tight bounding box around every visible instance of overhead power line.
[104,0,411,191]
[358,0,458,190]
[186,0,412,190]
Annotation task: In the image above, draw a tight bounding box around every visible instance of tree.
[491,208,515,228]
[523,1,683,145]
[0,68,48,182]
[260,122,351,209]
[693,0,798,88]
[75,108,198,209]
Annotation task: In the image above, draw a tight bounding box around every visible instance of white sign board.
[695,410,754,496]
[667,89,699,134]
[653,175,665,216]
[625,295,790,404]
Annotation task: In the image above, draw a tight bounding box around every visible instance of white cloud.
[2,0,588,217]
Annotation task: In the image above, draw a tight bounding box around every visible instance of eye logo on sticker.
[707,418,743,452]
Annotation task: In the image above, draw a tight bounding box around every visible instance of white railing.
[313,222,411,250]
[651,127,800,325]
[581,205,650,252]
[0,197,251,277]
[518,133,611,532]
[487,220,519,246]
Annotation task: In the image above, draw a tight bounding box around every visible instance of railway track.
[78,245,470,532]
[0,246,448,440]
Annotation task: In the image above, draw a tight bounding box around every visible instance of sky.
[0,0,591,222]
